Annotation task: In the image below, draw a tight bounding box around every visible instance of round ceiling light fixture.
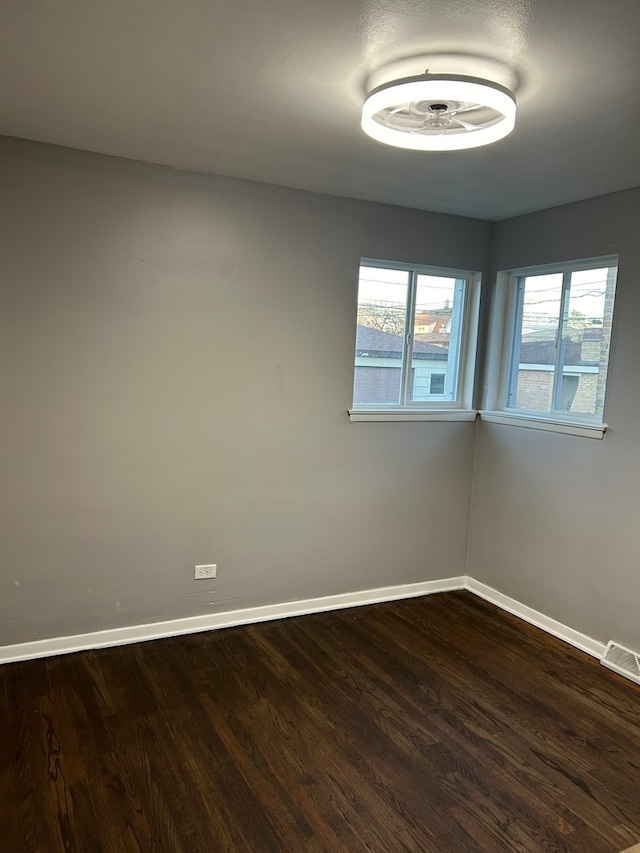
[361,74,516,151]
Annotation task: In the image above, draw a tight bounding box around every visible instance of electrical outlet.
[194,564,217,580]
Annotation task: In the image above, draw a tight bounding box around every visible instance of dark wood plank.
[1,590,639,851]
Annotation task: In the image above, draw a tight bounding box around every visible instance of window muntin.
[505,261,617,421]
[352,261,471,409]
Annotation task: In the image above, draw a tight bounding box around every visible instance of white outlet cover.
[194,564,217,580]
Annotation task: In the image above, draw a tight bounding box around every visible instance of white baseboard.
[0,576,467,665]
[0,575,606,666]
[466,578,606,659]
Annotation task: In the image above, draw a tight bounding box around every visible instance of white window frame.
[349,258,481,422]
[481,255,618,439]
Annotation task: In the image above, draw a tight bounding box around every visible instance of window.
[349,259,480,421]
[483,257,618,437]
[429,372,446,395]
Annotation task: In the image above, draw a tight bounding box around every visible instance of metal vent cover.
[601,641,640,686]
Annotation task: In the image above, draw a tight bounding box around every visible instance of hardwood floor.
[1,591,639,852]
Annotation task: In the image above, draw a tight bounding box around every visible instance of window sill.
[348,409,478,423]
[479,410,607,439]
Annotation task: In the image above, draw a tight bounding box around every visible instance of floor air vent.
[601,641,640,686]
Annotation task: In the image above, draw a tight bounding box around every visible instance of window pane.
[509,273,562,411]
[410,275,464,402]
[430,372,446,395]
[556,267,617,417]
[353,266,408,406]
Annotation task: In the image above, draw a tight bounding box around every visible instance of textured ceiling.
[0,0,639,220]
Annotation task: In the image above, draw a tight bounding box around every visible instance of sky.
[358,265,459,312]
[357,263,614,325]
[522,268,610,324]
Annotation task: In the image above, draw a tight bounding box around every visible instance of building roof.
[520,330,601,366]
[355,325,448,361]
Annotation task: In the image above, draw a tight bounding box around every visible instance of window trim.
[348,258,481,422]
[482,255,618,436]
[479,410,606,439]
[349,409,478,423]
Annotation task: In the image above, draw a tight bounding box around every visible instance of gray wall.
[0,137,489,645]
[469,187,640,650]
